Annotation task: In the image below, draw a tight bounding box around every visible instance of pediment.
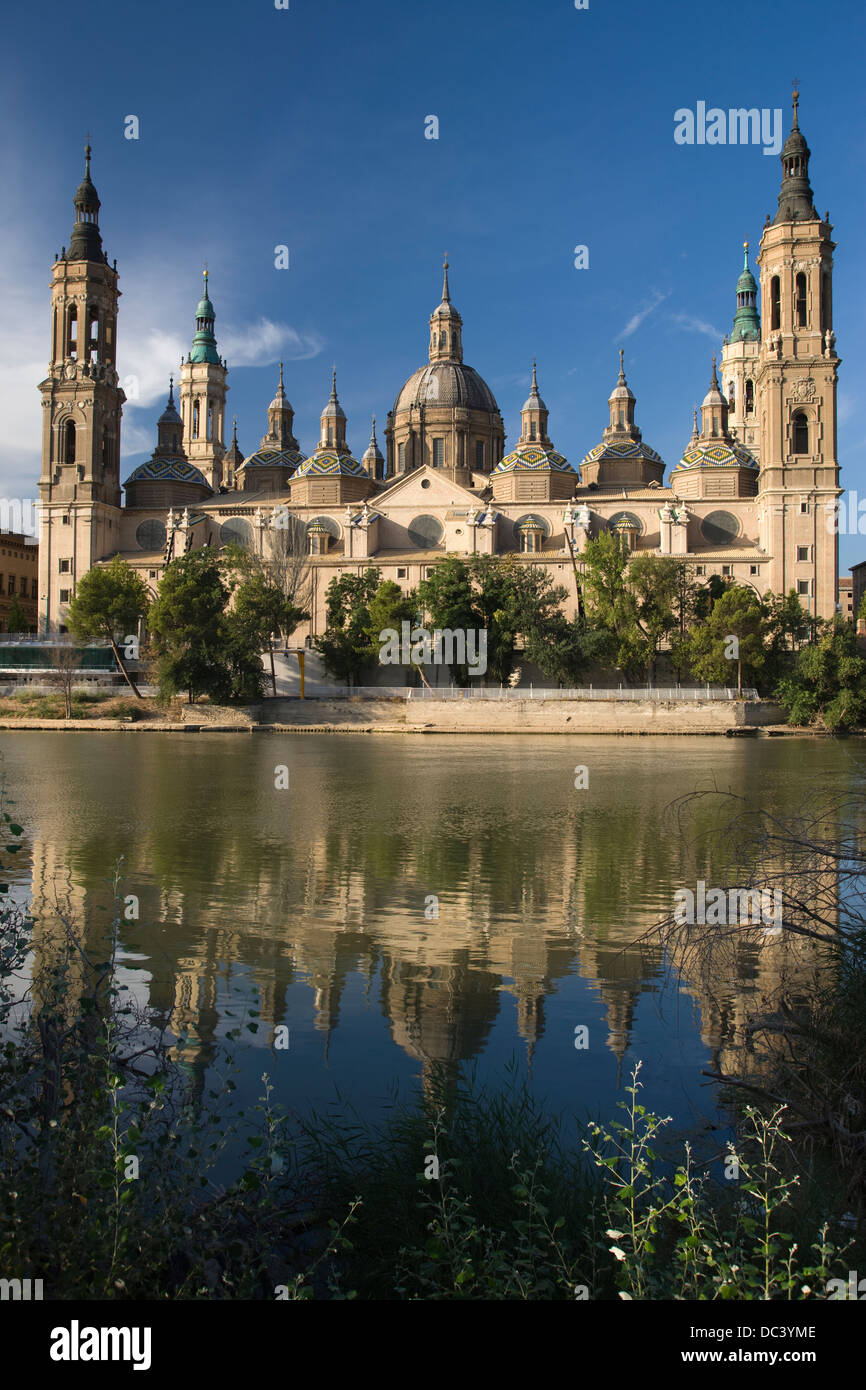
[374,466,484,511]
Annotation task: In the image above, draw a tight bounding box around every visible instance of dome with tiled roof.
[494,444,574,474]
[394,360,499,414]
[580,353,665,486]
[675,439,758,471]
[124,457,209,487]
[293,448,366,479]
[389,260,504,476]
[672,359,759,472]
[293,371,365,478]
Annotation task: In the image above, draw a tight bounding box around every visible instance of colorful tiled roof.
[239,447,304,471]
[493,444,576,475]
[581,439,664,467]
[674,440,758,471]
[293,448,366,478]
[123,458,210,488]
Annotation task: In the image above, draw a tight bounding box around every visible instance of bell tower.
[37,143,125,632]
[178,270,228,490]
[755,91,840,619]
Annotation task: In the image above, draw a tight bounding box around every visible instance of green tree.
[314,568,381,685]
[230,565,309,697]
[367,580,421,681]
[66,554,150,698]
[417,558,479,683]
[582,533,647,679]
[627,553,681,681]
[686,585,765,695]
[4,594,31,634]
[776,619,866,732]
[148,548,234,704]
[762,589,812,688]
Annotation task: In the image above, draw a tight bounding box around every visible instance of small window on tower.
[745,379,754,414]
[89,306,99,363]
[795,273,807,328]
[59,591,70,605]
[770,276,781,331]
[208,403,214,441]
[192,400,200,439]
[432,438,444,468]
[797,545,810,562]
[529,422,537,440]
[475,441,485,470]
[67,306,78,359]
[58,559,70,574]
[398,442,406,470]
[797,579,810,596]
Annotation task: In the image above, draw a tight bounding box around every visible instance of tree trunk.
[109,638,143,699]
[269,643,277,698]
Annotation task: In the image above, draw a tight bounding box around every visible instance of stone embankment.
[0,697,840,736]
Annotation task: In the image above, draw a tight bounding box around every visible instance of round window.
[408,514,444,548]
[219,517,254,548]
[135,518,166,551]
[701,510,739,546]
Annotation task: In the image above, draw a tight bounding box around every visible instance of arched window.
[793,412,809,455]
[770,276,781,331]
[63,420,76,465]
[745,379,754,415]
[192,400,200,439]
[67,306,78,359]
[795,273,807,327]
[821,272,832,333]
[207,402,213,441]
[529,421,537,441]
[104,319,114,364]
[89,306,99,363]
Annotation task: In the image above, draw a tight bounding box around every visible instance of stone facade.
[37,101,841,639]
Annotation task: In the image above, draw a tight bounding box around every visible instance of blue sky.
[2,0,864,568]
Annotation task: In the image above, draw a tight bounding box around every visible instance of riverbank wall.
[0,697,802,735]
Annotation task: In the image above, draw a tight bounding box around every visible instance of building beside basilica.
[37,94,841,645]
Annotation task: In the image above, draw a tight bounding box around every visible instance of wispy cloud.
[221,319,323,368]
[669,311,723,342]
[616,290,669,341]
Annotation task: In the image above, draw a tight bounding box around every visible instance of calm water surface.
[2,732,864,1160]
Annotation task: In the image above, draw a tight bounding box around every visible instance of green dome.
[196,292,215,319]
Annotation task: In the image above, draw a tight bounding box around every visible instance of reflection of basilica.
[21,738,837,1101]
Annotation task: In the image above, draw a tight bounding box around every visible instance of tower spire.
[429,256,463,363]
[68,141,104,262]
[442,253,450,303]
[773,88,818,224]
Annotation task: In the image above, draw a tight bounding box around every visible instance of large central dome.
[385,258,505,479]
[393,360,499,414]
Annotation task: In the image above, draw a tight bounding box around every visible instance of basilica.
[37,94,841,641]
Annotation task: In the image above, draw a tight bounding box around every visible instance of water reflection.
[5,733,863,1125]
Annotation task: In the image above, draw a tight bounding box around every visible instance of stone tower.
[755,92,840,619]
[720,242,761,460]
[37,145,125,632]
[178,271,228,491]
